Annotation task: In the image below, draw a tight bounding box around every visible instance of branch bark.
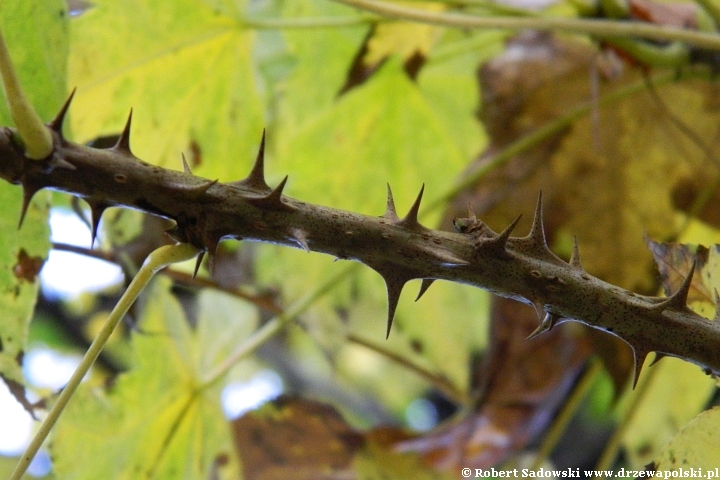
[0,110,718,387]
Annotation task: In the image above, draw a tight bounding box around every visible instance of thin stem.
[347,333,469,405]
[10,243,200,480]
[530,357,603,470]
[242,14,380,29]
[199,263,360,389]
[335,0,720,51]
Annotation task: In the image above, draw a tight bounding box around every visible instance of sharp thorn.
[88,201,108,248]
[569,235,582,268]
[288,227,309,252]
[415,279,435,301]
[113,109,133,153]
[187,178,218,198]
[383,183,399,220]
[181,154,192,174]
[655,260,696,311]
[397,184,425,230]
[244,175,295,211]
[632,349,650,389]
[248,129,269,190]
[18,180,43,229]
[384,277,407,339]
[529,191,546,246]
[48,88,76,135]
[482,214,521,253]
[193,251,206,279]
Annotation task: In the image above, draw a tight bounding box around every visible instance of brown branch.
[1,109,719,387]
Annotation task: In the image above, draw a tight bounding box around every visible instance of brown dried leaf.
[395,298,591,469]
[232,397,364,480]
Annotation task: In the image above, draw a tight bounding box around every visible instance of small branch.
[334,0,720,52]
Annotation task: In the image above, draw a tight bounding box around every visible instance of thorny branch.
[0,94,719,387]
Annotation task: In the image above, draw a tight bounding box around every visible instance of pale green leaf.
[69,0,265,181]
[654,406,720,471]
[621,356,716,468]
[52,277,257,479]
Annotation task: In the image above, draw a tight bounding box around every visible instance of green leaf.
[52,277,258,479]
[0,0,65,409]
[68,0,265,181]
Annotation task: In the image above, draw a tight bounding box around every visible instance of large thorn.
[112,110,133,154]
[383,183,399,220]
[481,214,521,255]
[526,312,562,341]
[569,235,582,269]
[87,200,109,248]
[246,129,270,191]
[397,184,426,231]
[631,349,650,389]
[193,251,206,279]
[181,154,192,174]
[18,179,44,229]
[0,29,53,159]
[415,278,435,301]
[654,261,696,311]
[244,176,295,211]
[423,246,469,266]
[383,276,407,339]
[48,88,76,136]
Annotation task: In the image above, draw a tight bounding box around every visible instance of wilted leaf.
[0,0,64,412]
[52,277,258,478]
[232,397,456,480]
[395,298,591,469]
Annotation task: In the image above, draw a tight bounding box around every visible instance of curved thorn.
[655,260,696,311]
[113,109,133,153]
[181,154,192,174]
[415,278,435,302]
[193,251,206,279]
[398,184,425,229]
[48,88,76,135]
[569,235,582,268]
[0,29,53,159]
[383,183,398,220]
